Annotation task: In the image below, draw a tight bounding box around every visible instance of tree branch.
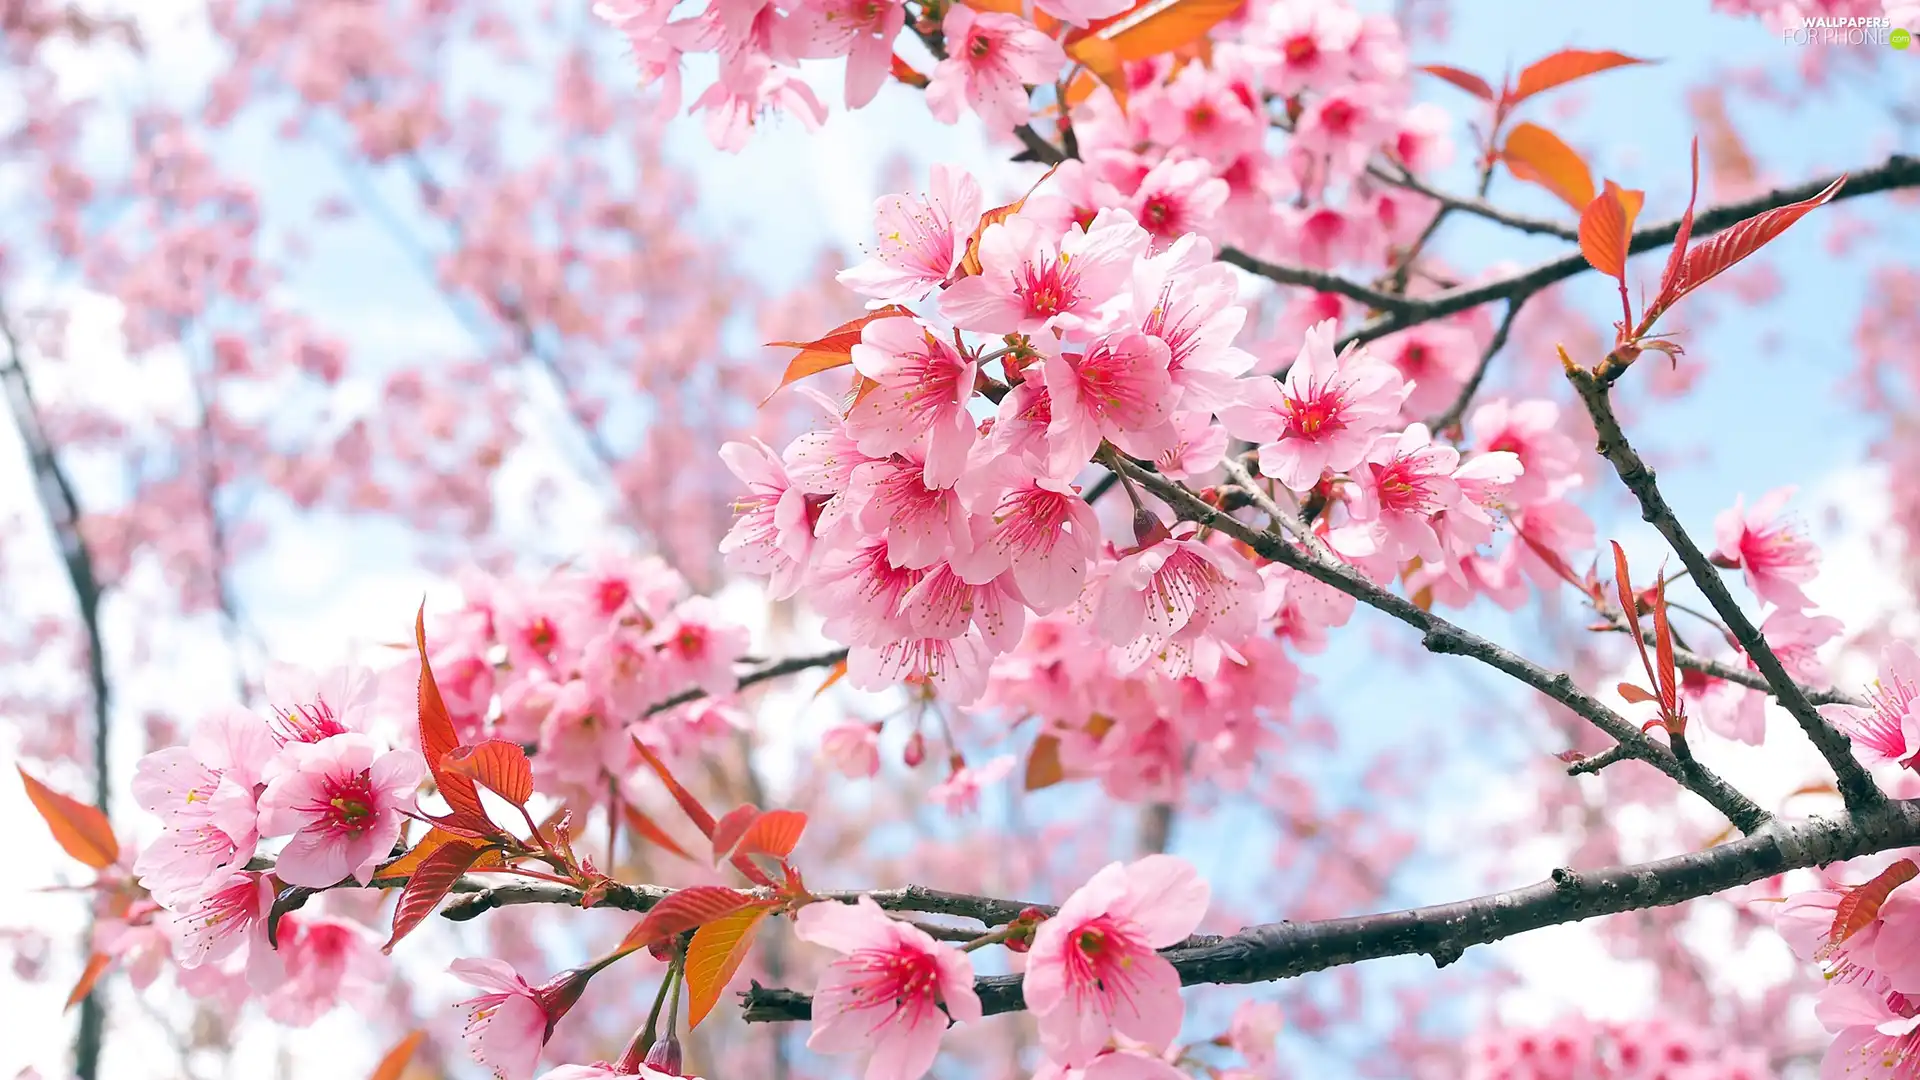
[1565,366,1883,811]
[1338,153,1920,349]
[1114,457,1772,834]
[642,648,850,717]
[738,799,1920,1022]
[1364,162,1581,242]
[1426,291,1530,434]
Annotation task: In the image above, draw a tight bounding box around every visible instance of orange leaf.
[1501,122,1595,211]
[1066,36,1129,112]
[955,163,1062,279]
[618,886,764,953]
[710,804,761,865]
[1610,541,1661,698]
[1662,173,1845,310]
[631,736,717,840]
[374,826,506,886]
[622,803,697,862]
[64,952,112,1011]
[1617,682,1659,705]
[383,838,487,953]
[1652,573,1679,722]
[1063,68,1106,109]
[735,809,807,860]
[1509,49,1651,104]
[369,1031,426,1080]
[888,53,928,88]
[416,605,491,827]
[18,766,118,871]
[1024,733,1065,792]
[1609,181,1645,233]
[1579,187,1633,283]
[1825,859,1920,958]
[813,658,849,699]
[1652,138,1702,318]
[762,307,914,404]
[441,740,534,808]
[1419,64,1494,100]
[683,905,772,1029]
[1065,0,1242,64]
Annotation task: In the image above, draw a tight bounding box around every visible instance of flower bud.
[1002,905,1049,954]
[903,731,927,768]
[644,1034,683,1075]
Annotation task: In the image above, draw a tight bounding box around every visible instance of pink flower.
[849,631,994,705]
[263,662,377,743]
[1128,157,1228,247]
[1042,331,1178,478]
[1292,83,1391,179]
[899,562,1027,652]
[927,754,1015,813]
[719,437,816,600]
[1379,322,1477,421]
[951,464,1103,614]
[822,722,882,778]
[782,0,905,107]
[1714,486,1820,611]
[1229,1000,1285,1068]
[925,6,1064,133]
[847,318,979,488]
[1140,62,1264,163]
[1031,0,1132,28]
[263,916,385,1026]
[131,707,277,906]
[1023,854,1210,1066]
[173,871,276,972]
[838,165,985,304]
[1034,1045,1187,1080]
[451,958,593,1080]
[1330,424,1462,567]
[688,58,827,152]
[1467,397,1585,503]
[648,596,749,699]
[538,1066,693,1080]
[792,894,982,1080]
[815,534,925,645]
[1091,528,1260,678]
[1218,319,1407,491]
[1127,234,1255,414]
[1152,411,1229,480]
[847,452,976,570]
[1820,643,1920,769]
[1257,0,1360,94]
[1816,983,1920,1080]
[257,734,425,887]
[940,211,1148,339]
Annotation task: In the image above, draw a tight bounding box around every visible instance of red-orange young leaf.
[710,803,761,865]
[416,605,491,827]
[813,658,849,699]
[622,802,697,862]
[1509,49,1651,104]
[1617,682,1660,705]
[1611,542,1663,708]
[734,808,808,860]
[763,306,914,403]
[383,837,487,953]
[373,826,507,886]
[683,906,772,1029]
[1662,174,1846,310]
[1064,0,1241,62]
[1825,858,1920,958]
[1579,185,1635,283]
[1501,122,1595,211]
[441,740,534,807]
[631,736,717,839]
[619,885,764,952]
[18,766,118,871]
[1024,733,1066,791]
[1419,63,1494,101]
[887,53,928,88]
[369,1031,426,1080]
[1653,138,1702,318]
[1652,573,1680,723]
[65,952,112,1011]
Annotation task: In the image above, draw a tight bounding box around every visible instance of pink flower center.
[1187,103,1216,132]
[525,617,559,655]
[838,945,942,1031]
[1372,455,1446,516]
[1016,256,1080,319]
[271,699,349,745]
[322,770,377,837]
[1064,917,1147,1006]
[1281,383,1346,440]
[1858,672,1920,765]
[1141,196,1175,232]
[1399,342,1430,377]
[675,625,708,658]
[1283,35,1317,64]
[596,579,631,615]
[1318,98,1356,136]
[968,31,992,60]
[1741,520,1812,574]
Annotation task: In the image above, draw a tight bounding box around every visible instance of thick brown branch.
[1115,458,1772,834]
[1565,368,1883,811]
[740,799,1920,1021]
[439,879,1053,926]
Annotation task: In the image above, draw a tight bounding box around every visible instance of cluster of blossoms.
[1463,1015,1772,1080]
[119,666,419,1023]
[790,854,1211,1080]
[721,162,1599,797]
[1776,845,1920,1079]
[421,554,753,804]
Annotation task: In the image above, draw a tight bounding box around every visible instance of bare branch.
[1565,367,1883,811]
[740,799,1920,1022]
[1426,292,1530,434]
[643,648,850,717]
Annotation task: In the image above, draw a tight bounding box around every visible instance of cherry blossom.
[792,895,982,1080]
[256,734,426,887]
[1219,319,1408,491]
[1714,487,1821,611]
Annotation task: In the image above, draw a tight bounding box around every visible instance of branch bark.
[738,799,1920,1022]
[1565,366,1884,812]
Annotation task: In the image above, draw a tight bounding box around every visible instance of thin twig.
[1565,367,1883,812]
[642,648,850,717]
[1426,292,1530,434]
